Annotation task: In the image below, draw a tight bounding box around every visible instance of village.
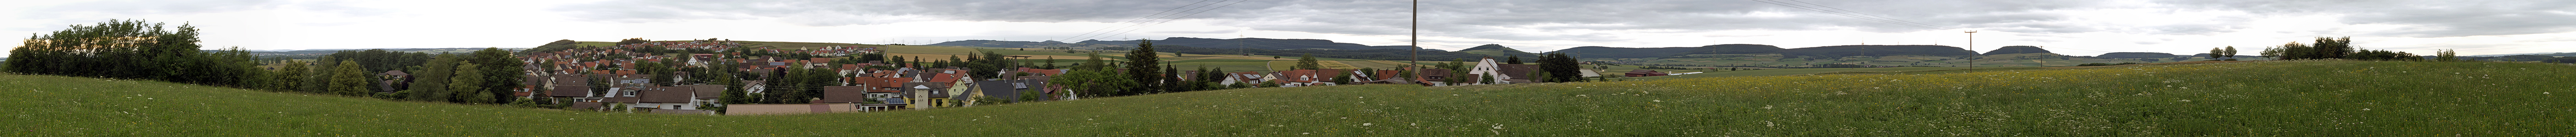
[375,40,1636,115]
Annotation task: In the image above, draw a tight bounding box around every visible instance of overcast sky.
[5,0,2574,57]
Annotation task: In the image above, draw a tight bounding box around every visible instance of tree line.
[6,20,532,105]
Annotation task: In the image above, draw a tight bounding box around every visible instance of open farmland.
[6,60,2569,136]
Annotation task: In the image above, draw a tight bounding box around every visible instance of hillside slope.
[5,61,2570,136]
[1456,44,1540,57]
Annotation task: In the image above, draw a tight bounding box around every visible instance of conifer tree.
[1124,40,1163,94]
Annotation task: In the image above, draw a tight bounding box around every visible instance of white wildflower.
[2361,108,2371,111]
[1362,123,1373,126]
[1652,100,1663,102]
[1762,105,1774,109]
[2178,100,2190,102]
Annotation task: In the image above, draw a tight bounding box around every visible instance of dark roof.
[639,86,693,103]
[550,85,591,97]
[604,97,638,103]
[682,84,725,99]
[382,70,409,76]
[1495,64,1540,80]
[524,76,548,86]
[973,79,1037,103]
[819,86,870,103]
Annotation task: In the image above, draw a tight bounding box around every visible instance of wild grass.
[4,60,2568,136]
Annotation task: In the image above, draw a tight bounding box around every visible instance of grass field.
[1620,66,2041,80]
[11,60,2570,136]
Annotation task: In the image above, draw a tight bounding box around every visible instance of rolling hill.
[9,60,2569,136]
[1981,46,2052,55]
[926,40,1129,49]
[2096,52,2183,58]
[1070,37,1428,51]
[1557,44,1785,59]
[1455,44,1540,57]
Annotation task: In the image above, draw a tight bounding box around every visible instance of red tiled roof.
[1279,70,1317,83]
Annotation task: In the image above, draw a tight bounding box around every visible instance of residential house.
[1465,57,1542,84]
[904,82,954,110]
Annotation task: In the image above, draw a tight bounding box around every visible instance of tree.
[2222,46,2238,58]
[721,77,750,105]
[1537,53,1582,83]
[1506,55,1523,64]
[6,19,268,88]
[1295,54,1322,70]
[616,38,650,46]
[471,47,524,104]
[1124,40,1163,95]
[409,53,458,101]
[1162,65,1182,92]
[2313,37,2354,59]
[1479,74,1496,84]
[2437,49,2460,61]
[451,63,489,104]
[1330,73,1353,85]
[1042,56,1059,69]
[273,60,308,92]
[2209,47,2226,59]
[332,60,370,96]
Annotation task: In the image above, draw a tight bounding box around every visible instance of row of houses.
[500,40,1610,115]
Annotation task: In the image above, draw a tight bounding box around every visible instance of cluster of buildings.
[481,40,1605,115]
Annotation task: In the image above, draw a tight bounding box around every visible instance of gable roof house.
[633,86,699,110]
[968,79,1048,105]
[1276,69,1318,87]
[904,82,954,110]
[818,86,872,104]
[1220,71,1270,85]
[1466,57,1542,84]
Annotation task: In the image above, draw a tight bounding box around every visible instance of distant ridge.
[2096,52,2181,58]
[1982,46,2052,55]
[1555,44,1783,58]
[1456,44,1540,57]
[1065,37,1427,51]
[927,40,1126,48]
[1776,45,1976,58]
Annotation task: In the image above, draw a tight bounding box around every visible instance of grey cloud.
[2169,0,2576,37]
[553,0,2573,42]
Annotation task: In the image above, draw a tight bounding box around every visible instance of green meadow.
[5,60,2569,136]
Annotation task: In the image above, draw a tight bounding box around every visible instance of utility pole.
[1965,31,1976,70]
[1409,0,1419,75]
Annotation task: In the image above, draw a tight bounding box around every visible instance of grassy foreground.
[4,60,2571,136]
